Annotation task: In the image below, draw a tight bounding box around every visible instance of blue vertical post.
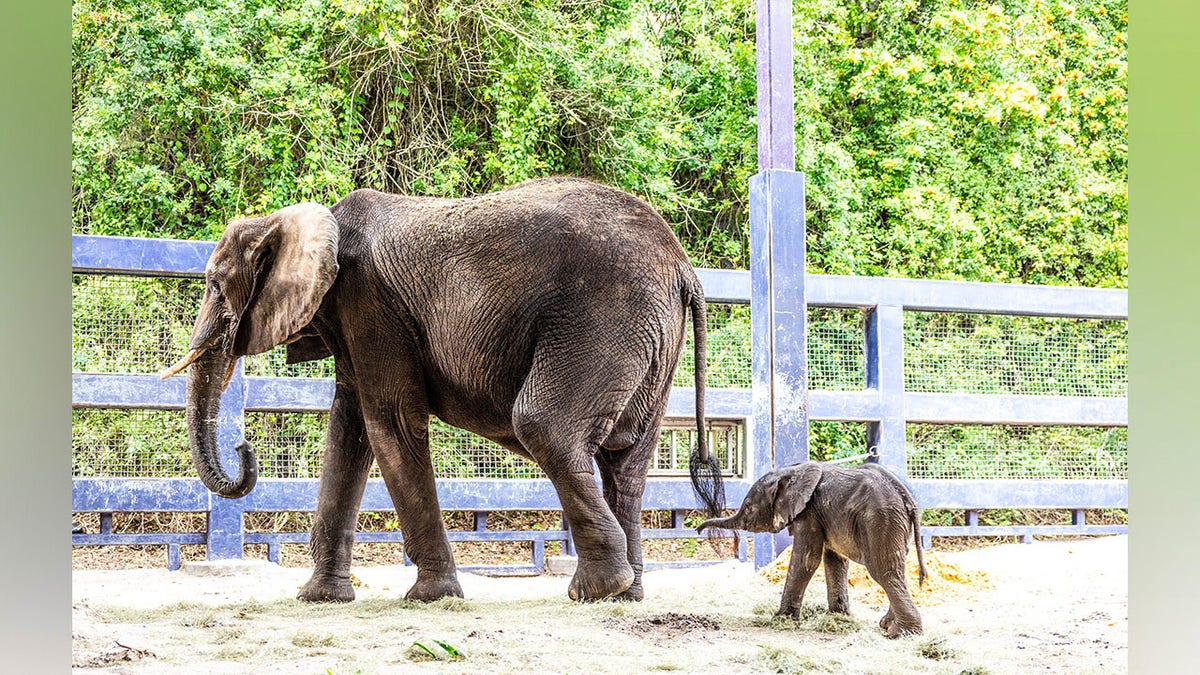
[756,0,796,171]
[865,306,908,479]
[750,172,808,567]
[207,359,247,560]
[749,0,806,570]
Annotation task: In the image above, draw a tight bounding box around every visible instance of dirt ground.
[72,535,1127,674]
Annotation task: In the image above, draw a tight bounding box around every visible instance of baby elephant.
[697,461,928,638]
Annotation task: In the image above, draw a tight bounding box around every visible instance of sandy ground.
[72,536,1127,674]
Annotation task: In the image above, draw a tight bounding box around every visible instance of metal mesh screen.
[428,418,543,479]
[809,421,869,463]
[244,347,335,379]
[672,304,865,391]
[244,411,329,478]
[674,304,752,389]
[904,313,1127,397]
[177,412,747,480]
[652,420,744,477]
[73,274,203,374]
[72,408,191,477]
[808,308,866,391]
[906,424,1127,480]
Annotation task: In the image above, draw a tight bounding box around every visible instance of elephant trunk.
[182,348,257,498]
[695,513,738,535]
[695,500,770,535]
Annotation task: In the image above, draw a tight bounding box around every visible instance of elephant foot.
[405,570,464,602]
[611,580,644,602]
[297,573,355,603]
[567,558,635,602]
[879,609,893,631]
[775,608,801,621]
[882,612,922,639]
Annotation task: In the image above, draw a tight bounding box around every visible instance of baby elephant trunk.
[695,502,769,535]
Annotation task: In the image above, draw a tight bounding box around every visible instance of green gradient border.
[0,2,71,669]
[1128,0,1200,671]
[2,0,1190,668]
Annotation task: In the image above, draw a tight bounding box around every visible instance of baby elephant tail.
[911,505,928,588]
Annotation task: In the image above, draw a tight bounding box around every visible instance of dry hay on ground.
[759,545,992,605]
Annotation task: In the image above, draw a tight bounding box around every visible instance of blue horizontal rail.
[72,374,1127,427]
[910,479,1127,509]
[73,478,756,513]
[72,234,1127,318]
[70,233,1129,569]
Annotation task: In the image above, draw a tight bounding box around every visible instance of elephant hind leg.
[595,357,679,602]
[595,426,660,601]
[865,552,922,638]
[512,342,651,602]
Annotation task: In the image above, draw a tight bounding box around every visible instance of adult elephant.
[162,177,724,603]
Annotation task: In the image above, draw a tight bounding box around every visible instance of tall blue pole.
[750,0,808,569]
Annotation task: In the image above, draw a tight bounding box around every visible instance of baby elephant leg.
[823,549,851,615]
[866,555,922,638]
[777,519,824,619]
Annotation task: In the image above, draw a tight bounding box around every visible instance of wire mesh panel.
[672,304,865,391]
[906,424,1127,480]
[243,347,335,379]
[652,419,744,477]
[428,418,544,479]
[809,421,869,463]
[808,308,866,391]
[904,313,1127,397]
[73,274,204,374]
[674,304,752,389]
[244,411,329,478]
[73,408,191,477]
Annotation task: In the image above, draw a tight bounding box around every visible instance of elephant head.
[160,203,339,498]
[695,462,822,534]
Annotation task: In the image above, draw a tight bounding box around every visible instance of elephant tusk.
[220,358,238,392]
[160,349,204,379]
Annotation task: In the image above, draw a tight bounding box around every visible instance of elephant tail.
[685,277,724,519]
[910,504,928,588]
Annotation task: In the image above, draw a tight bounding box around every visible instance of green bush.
[73,0,1126,289]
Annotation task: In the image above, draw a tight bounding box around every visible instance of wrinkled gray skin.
[164,177,721,604]
[698,462,927,638]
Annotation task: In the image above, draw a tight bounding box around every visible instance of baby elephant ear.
[771,462,823,531]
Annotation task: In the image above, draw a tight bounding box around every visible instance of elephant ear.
[230,203,339,357]
[771,462,823,531]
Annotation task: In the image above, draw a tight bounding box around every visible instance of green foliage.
[73,0,1126,289]
[791,0,1127,286]
[73,408,191,477]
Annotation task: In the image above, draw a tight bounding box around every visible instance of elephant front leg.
[777,520,825,619]
[365,405,462,602]
[823,549,851,615]
[299,386,373,602]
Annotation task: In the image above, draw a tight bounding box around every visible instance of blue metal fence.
[71,230,1127,571]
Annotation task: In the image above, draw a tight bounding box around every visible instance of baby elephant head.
[696,462,823,534]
